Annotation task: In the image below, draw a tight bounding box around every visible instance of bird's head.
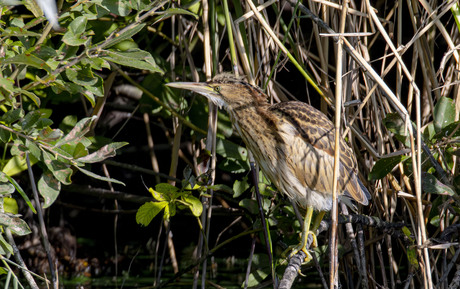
[166,73,268,110]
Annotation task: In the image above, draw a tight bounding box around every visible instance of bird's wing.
[269,101,369,205]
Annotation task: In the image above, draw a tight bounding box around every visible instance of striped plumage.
[167,73,370,260]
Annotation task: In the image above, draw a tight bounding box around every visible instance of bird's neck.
[226,101,278,149]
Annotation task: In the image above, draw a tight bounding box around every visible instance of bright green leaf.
[149,188,165,202]
[4,197,18,214]
[136,201,167,226]
[181,195,203,217]
[434,96,456,132]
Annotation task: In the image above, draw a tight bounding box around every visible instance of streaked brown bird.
[166,73,370,261]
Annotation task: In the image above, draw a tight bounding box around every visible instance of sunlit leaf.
[181,194,203,217]
[76,142,128,163]
[434,96,456,132]
[233,178,250,198]
[4,198,18,214]
[136,201,167,226]
[101,49,163,73]
[0,213,31,236]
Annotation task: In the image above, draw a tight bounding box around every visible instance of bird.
[166,73,371,261]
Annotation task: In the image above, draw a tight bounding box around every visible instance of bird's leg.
[312,211,325,232]
[289,206,317,263]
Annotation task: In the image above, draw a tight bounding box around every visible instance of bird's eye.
[214,86,221,92]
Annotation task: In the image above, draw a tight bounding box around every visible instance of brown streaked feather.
[269,101,368,205]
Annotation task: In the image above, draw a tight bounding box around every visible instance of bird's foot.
[286,230,318,263]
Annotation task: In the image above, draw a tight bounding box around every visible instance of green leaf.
[69,16,87,35]
[38,170,61,208]
[369,155,410,180]
[21,110,42,131]
[216,138,248,160]
[0,128,11,143]
[76,166,125,185]
[432,121,460,141]
[434,96,456,132]
[181,194,203,217]
[65,64,99,86]
[245,268,270,287]
[149,187,166,202]
[0,213,31,236]
[0,183,15,195]
[239,199,259,215]
[164,202,176,220]
[1,53,51,72]
[39,127,63,141]
[1,27,42,37]
[233,178,250,198]
[83,74,104,101]
[95,0,131,16]
[136,201,167,226]
[218,157,250,173]
[4,198,18,214]
[2,155,37,177]
[155,183,179,195]
[76,142,128,163]
[73,142,89,159]
[101,49,163,73]
[53,116,96,148]
[20,89,41,107]
[102,23,146,48]
[2,108,23,124]
[43,152,73,185]
[422,173,455,196]
[3,174,36,213]
[206,184,233,194]
[153,8,199,23]
[62,16,88,46]
[407,247,419,269]
[0,234,13,255]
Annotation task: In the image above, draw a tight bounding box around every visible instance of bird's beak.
[166,81,225,108]
[166,82,215,96]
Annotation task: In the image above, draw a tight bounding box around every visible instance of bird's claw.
[286,230,318,263]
